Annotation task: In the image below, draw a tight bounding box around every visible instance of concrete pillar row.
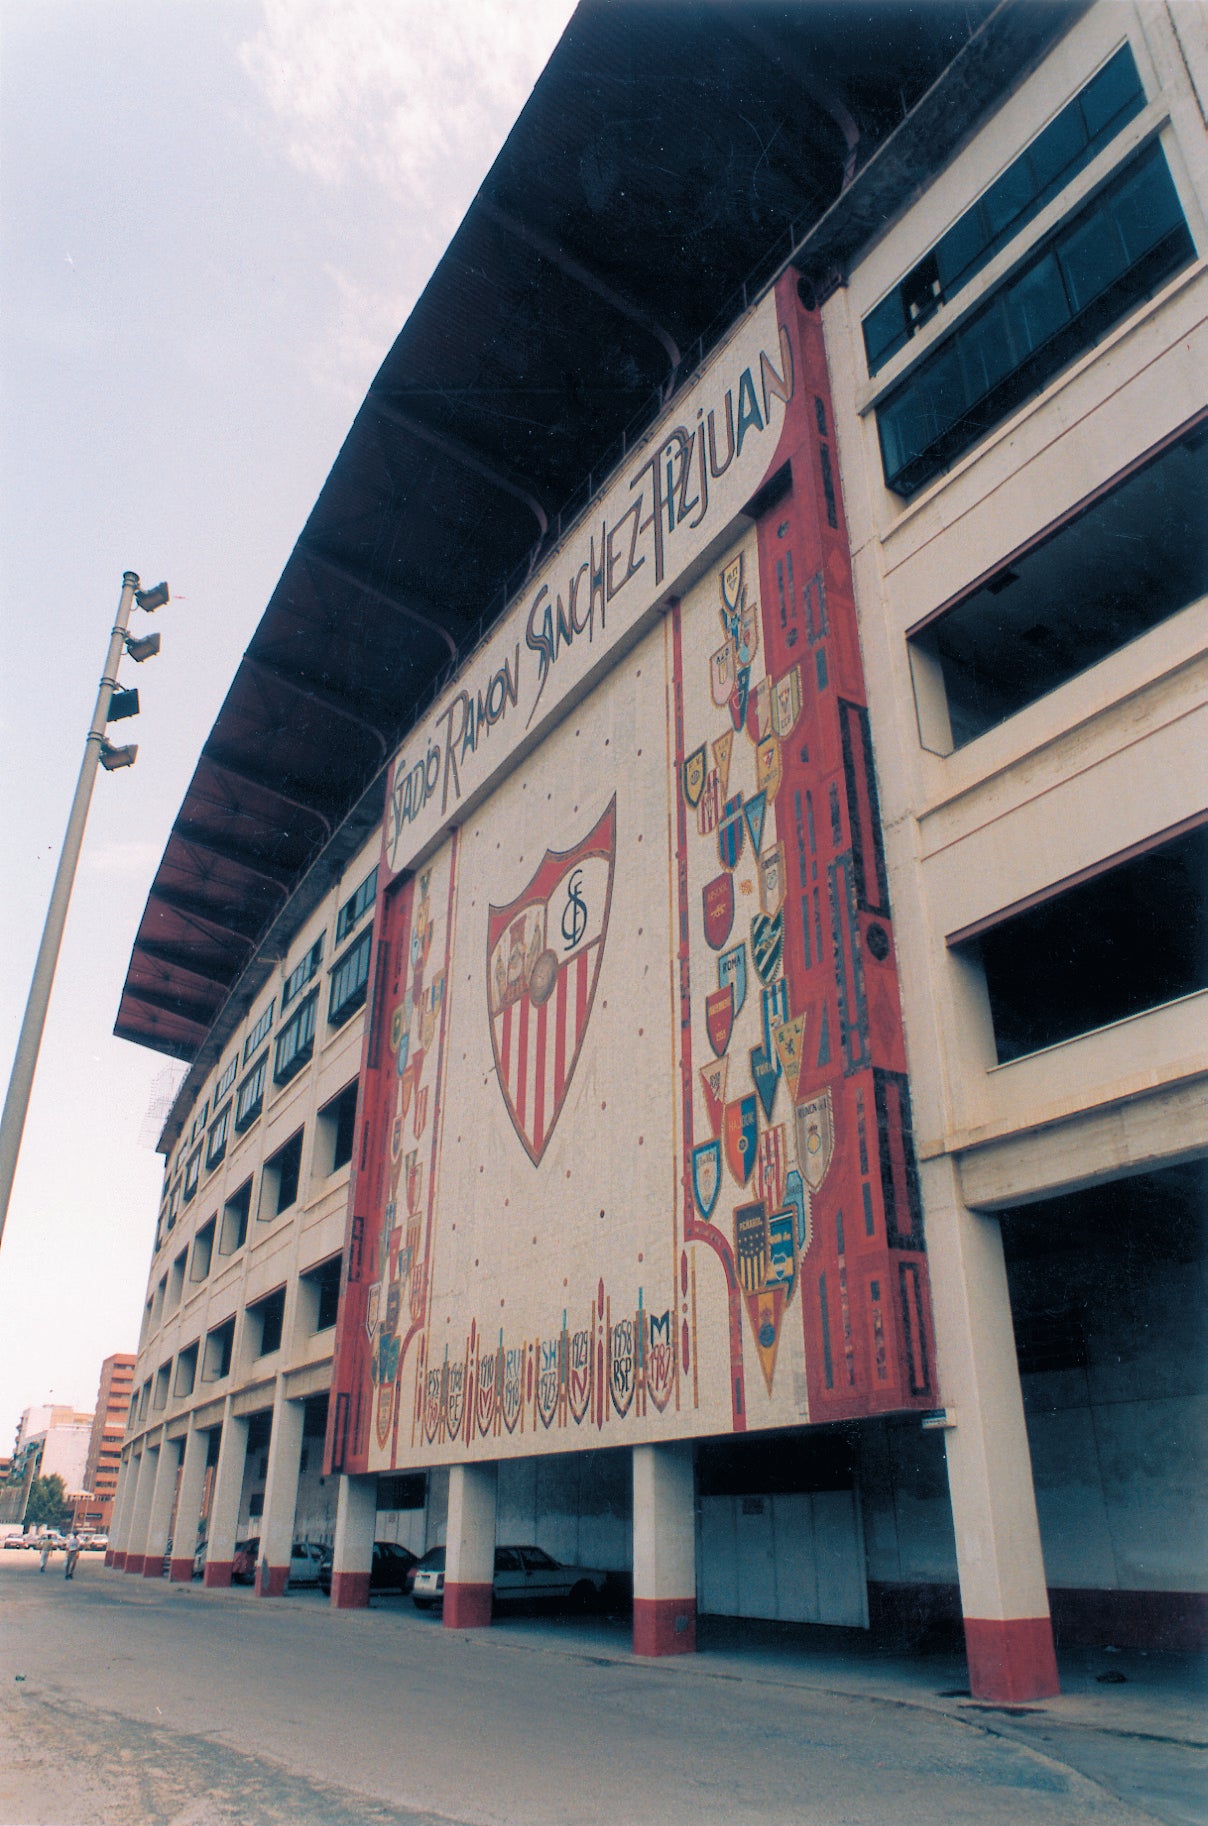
[329,1473,376,1609]
[170,1424,210,1582]
[922,1157,1059,1703]
[203,1408,249,1589]
[142,1436,181,1578]
[256,1392,306,1598]
[632,1440,697,1655]
[443,1461,497,1629]
[123,1446,159,1576]
[106,1452,136,1568]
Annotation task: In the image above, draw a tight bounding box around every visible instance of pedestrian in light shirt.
[64,1532,80,1580]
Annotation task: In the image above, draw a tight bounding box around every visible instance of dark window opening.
[260,1130,303,1220]
[878,143,1194,497]
[182,1147,201,1203]
[320,1081,358,1174]
[329,926,373,1027]
[274,990,318,1084]
[174,1344,198,1399]
[283,936,324,1009]
[336,867,378,941]
[305,1254,343,1332]
[376,1472,427,1511]
[219,1180,251,1255]
[190,1218,216,1283]
[911,424,1208,750]
[203,1318,235,1382]
[251,1287,286,1357]
[958,825,1208,1062]
[206,1103,231,1170]
[234,1054,267,1133]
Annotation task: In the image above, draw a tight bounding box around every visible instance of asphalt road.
[0,1555,1202,1826]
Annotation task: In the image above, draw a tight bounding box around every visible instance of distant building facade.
[110,1,1206,1705]
[77,1355,136,1532]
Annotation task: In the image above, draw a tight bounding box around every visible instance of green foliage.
[24,1474,72,1531]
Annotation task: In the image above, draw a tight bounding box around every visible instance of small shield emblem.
[796,1089,836,1194]
[734,1200,769,1293]
[692,1140,722,1220]
[766,1209,797,1297]
[720,554,745,616]
[751,910,784,982]
[744,791,767,857]
[718,796,746,871]
[697,770,720,835]
[755,734,783,800]
[711,730,733,798]
[750,677,774,742]
[710,642,735,707]
[705,985,734,1058]
[702,872,734,949]
[699,1059,728,1137]
[718,944,747,1018]
[757,1123,787,1213]
[376,1378,396,1449]
[723,1094,759,1186]
[784,1166,810,1254]
[729,666,751,731]
[773,666,802,738]
[683,745,707,808]
[751,1044,779,1121]
[412,1083,429,1140]
[772,1016,807,1100]
[759,842,786,916]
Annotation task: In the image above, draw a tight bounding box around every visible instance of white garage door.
[698,1489,867,1627]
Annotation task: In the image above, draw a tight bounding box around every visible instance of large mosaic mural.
[328,271,934,1477]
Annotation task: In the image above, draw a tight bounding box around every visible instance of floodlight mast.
[0,569,168,1252]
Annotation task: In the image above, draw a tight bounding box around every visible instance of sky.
[0,0,576,1451]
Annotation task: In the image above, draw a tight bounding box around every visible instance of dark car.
[231,1536,260,1584]
[317,1539,418,1596]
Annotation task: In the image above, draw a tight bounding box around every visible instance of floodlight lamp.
[107,688,140,723]
[135,581,170,612]
[99,740,138,771]
[124,631,161,663]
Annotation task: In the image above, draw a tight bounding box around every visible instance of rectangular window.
[234,1054,268,1133]
[166,1180,179,1233]
[190,1217,216,1283]
[153,1364,171,1411]
[244,999,275,1063]
[863,44,1147,373]
[215,1055,238,1102]
[329,926,373,1027]
[877,143,1194,497]
[910,422,1208,751]
[250,1287,287,1357]
[182,1147,202,1204]
[173,1344,198,1399]
[952,824,1207,1062]
[202,1319,235,1383]
[206,1102,231,1170]
[336,867,378,942]
[167,1250,187,1311]
[282,936,324,1009]
[219,1179,252,1255]
[260,1130,304,1220]
[317,1081,358,1176]
[274,990,318,1085]
[302,1254,343,1332]
[189,1101,209,1145]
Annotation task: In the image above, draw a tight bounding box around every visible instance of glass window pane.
[982,159,1036,238]
[1026,106,1085,197]
[1111,150,1184,265]
[934,206,987,292]
[1081,43,1144,145]
[1058,204,1128,314]
[863,292,906,372]
[1005,252,1070,356]
[956,298,1015,399]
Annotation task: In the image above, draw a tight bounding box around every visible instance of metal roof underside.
[116,0,1084,1066]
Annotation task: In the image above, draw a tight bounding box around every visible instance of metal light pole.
[0,569,168,1252]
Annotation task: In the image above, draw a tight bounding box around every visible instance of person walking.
[63,1531,80,1580]
[38,1537,53,1573]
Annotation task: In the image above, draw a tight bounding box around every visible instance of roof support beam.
[302,548,462,664]
[121,986,221,1029]
[239,653,389,757]
[729,17,861,189]
[369,394,550,541]
[133,942,243,988]
[148,886,262,946]
[172,829,298,891]
[202,753,333,838]
[478,200,682,394]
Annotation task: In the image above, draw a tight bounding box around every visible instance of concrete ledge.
[633,1597,697,1656]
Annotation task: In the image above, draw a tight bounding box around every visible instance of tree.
[24,1474,72,1531]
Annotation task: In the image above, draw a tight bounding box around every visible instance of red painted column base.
[633,1597,697,1656]
[143,1556,166,1578]
[964,1616,1060,1701]
[443,1582,493,1628]
[168,1558,194,1583]
[256,1563,289,1597]
[124,1554,145,1576]
[330,1570,371,1609]
[204,1560,234,1589]
[110,1550,125,1570]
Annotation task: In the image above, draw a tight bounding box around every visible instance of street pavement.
[0,1552,1203,1826]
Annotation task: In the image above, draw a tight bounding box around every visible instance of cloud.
[239,0,576,209]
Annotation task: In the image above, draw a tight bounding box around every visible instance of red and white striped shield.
[487,798,616,1167]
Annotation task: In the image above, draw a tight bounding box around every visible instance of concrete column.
[632,1441,697,1655]
[142,1436,181,1578]
[923,1157,1059,1701]
[123,1446,158,1576]
[107,1453,136,1568]
[329,1472,376,1609]
[203,1409,248,1589]
[169,1424,209,1582]
[256,1392,306,1597]
[443,1460,497,1629]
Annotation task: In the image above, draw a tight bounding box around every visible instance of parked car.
[2,1534,27,1550]
[317,1540,418,1596]
[86,1535,108,1551]
[411,1544,608,1611]
[230,1536,260,1584]
[286,1540,326,1587]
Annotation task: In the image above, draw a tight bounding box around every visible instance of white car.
[412,1543,608,1610]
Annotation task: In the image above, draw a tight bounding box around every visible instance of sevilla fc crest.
[487,798,616,1166]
